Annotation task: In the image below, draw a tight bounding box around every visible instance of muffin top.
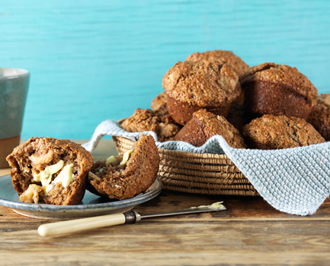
[186,50,249,77]
[307,94,330,140]
[121,108,159,133]
[317,93,330,107]
[242,114,325,149]
[309,94,330,112]
[121,108,180,142]
[193,109,246,148]
[151,91,168,115]
[240,63,318,105]
[162,61,241,107]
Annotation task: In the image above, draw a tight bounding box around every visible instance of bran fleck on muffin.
[240,63,318,119]
[121,108,181,142]
[242,114,325,149]
[88,134,160,200]
[151,91,168,116]
[307,94,330,140]
[174,109,246,148]
[6,137,93,205]
[162,61,241,125]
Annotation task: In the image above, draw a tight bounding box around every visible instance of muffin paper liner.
[83,119,330,216]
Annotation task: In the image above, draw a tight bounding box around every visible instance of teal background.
[1,0,330,139]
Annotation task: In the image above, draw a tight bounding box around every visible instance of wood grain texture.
[1,139,330,265]
[0,193,330,265]
[1,1,330,139]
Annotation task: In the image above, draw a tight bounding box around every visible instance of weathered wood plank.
[0,220,329,265]
[0,251,328,266]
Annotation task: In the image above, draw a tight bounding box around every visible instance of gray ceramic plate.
[0,174,162,219]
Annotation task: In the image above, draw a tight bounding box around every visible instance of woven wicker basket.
[113,136,259,196]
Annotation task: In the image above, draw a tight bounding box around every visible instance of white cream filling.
[119,150,134,166]
[32,160,75,195]
[105,149,134,168]
[105,155,116,166]
[32,160,64,187]
[53,163,75,188]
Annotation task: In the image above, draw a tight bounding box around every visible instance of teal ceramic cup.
[0,68,30,168]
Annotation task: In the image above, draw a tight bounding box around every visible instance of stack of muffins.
[121,50,329,150]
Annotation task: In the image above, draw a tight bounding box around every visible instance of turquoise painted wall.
[1,0,330,139]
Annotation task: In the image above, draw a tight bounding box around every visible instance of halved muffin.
[6,137,93,205]
[88,134,160,200]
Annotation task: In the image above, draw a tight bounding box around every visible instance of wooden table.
[1,140,330,265]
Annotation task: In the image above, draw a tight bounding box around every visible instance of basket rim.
[113,127,257,196]
[115,118,227,159]
[113,135,228,159]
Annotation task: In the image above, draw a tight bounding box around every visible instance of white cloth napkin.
[83,120,330,216]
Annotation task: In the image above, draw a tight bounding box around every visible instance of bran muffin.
[174,109,246,148]
[240,63,318,119]
[88,134,160,200]
[151,91,168,116]
[162,61,241,125]
[121,108,181,142]
[6,137,93,205]
[242,115,325,149]
[307,94,330,140]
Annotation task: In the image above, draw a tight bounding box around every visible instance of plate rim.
[0,174,162,213]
